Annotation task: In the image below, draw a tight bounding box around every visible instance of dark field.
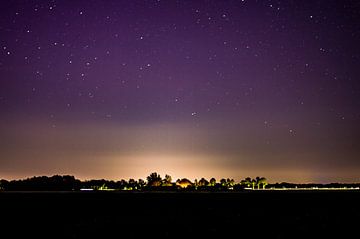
[1,191,359,238]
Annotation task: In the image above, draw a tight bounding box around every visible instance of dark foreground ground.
[0,190,359,238]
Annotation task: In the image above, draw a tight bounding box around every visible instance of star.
[0,0,359,183]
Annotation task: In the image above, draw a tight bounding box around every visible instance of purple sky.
[1,0,360,183]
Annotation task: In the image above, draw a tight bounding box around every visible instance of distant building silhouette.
[176,178,193,188]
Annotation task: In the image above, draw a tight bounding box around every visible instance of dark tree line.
[1,173,358,191]
[0,173,265,191]
[0,175,81,191]
[267,182,360,189]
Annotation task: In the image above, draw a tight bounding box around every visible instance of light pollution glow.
[1,118,359,183]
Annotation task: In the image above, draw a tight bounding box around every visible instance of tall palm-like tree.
[255,177,261,189]
[258,177,267,189]
[251,179,256,190]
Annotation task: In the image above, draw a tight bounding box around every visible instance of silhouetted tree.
[241,177,252,188]
[257,177,267,189]
[209,178,216,186]
[251,179,256,190]
[113,179,126,190]
[220,178,227,187]
[198,178,209,187]
[128,179,137,190]
[0,179,8,190]
[163,174,172,186]
[138,179,146,188]
[194,179,198,187]
[146,172,162,186]
[226,178,235,188]
[255,177,261,189]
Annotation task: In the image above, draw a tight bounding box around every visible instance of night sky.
[1,0,360,183]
